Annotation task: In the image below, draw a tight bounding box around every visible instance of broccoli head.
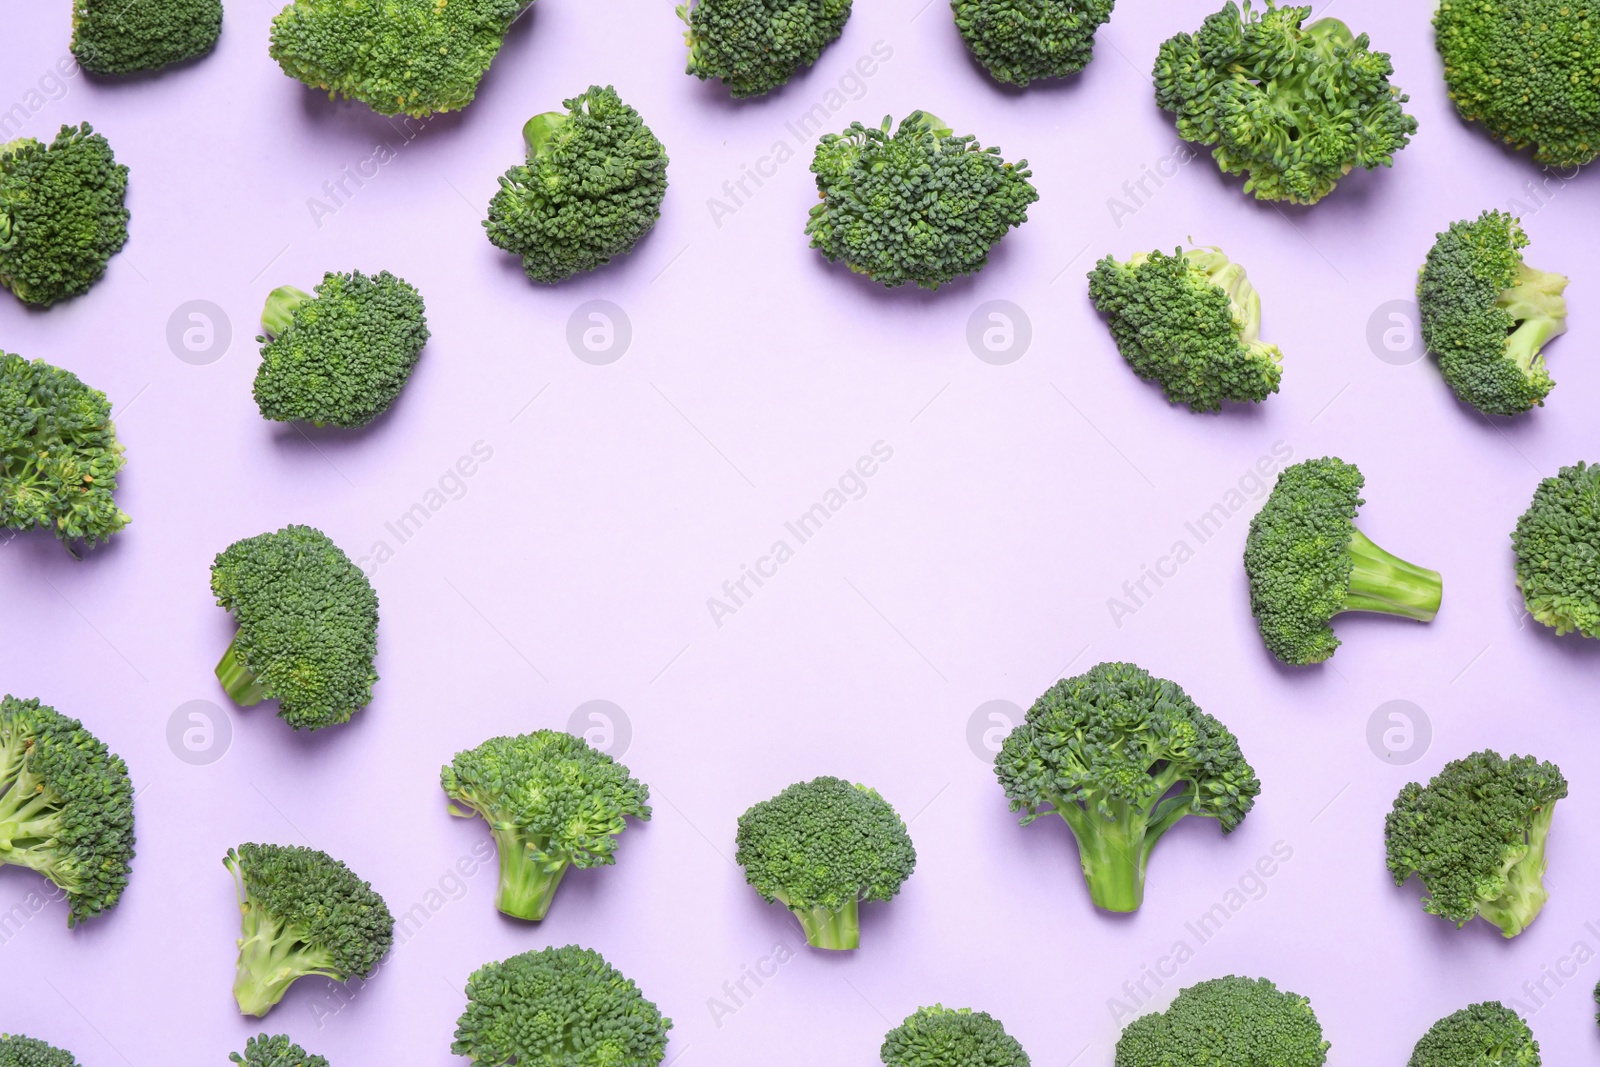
[0,1035,80,1067]
[441,729,652,921]
[1115,976,1329,1067]
[71,0,223,74]
[1385,749,1567,938]
[736,775,917,950]
[881,1006,1030,1067]
[231,1034,330,1067]
[1513,462,1600,638]
[1407,1002,1540,1067]
[210,525,380,731]
[1418,210,1568,417]
[679,0,851,98]
[1153,1,1417,204]
[0,123,129,306]
[951,0,1115,87]
[484,86,669,285]
[1244,457,1442,665]
[452,944,672,1066]
[995,662,1258,913]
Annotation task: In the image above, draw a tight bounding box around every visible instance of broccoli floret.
[1115,976,1329,1066]
[441,730,652,921]
[806,112,1037,290]
[736,776,917,950]
[225,842,394,1017]
[210,525,380,731]
[951,0,1115,86]
[0,124,129,307]
[1418,211,1568,417]
[253,270,429,428]
[231,1034,330,1067]
[1407,1002,1540,1067]
[0,1035,80,1067]
[678,0,851,97]
[881,1006,1030,1067]
[484,86,669,285]
[71,0,222,74]
[1087,246,1283,412]
[1512,462,1600,638]
[452,944,672,1066]
[1153,1,1417,204]
[1244,457,1442,665]
[994,662,1258,913]
[1385,749,1567,938]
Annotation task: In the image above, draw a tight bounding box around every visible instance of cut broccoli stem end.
[785,897,860,950]
[522,112,569,161]
[1479,805,1556,938]
[491,828,570,921]
[1342,528,1442,623]
[1064,811,1148,913]
[232,909,342,1016]
[260,285,311,338]
[215,637,268,706]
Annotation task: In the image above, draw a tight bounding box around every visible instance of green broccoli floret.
[0,1035,80,1067]
[1153,1,1417,204]
[1407,1002,1540,1067]
[1418,211,1568,417]
[1386,749,1567,938]
[881,1006,1030,1067]
[1244,457,1442,665]
[452,944,672,1066]
[995,662,1258,913]
[231,1034,330,1067]
[1087,246,1282,412]
[1512,462,1600,638]
[210,525,380,731]
[0,123,129,306]
[736,775,917,950]
[71,0,222,74]
[441,730,652,922]
[484,86,669,285]
[225,842,394,1017]
[678,0,851,98]
[1115,976,1329,1066]
[806,112,1037,290]
[269,0,530,117]
[951,0,1115,86]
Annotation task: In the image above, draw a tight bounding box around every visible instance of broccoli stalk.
[259,286,312,338]
[231,882,348,1017]
[1344,528,1444,622]
[1475,802,1554,939]
[485,824,567,922]
[214,640,269,707]
[784,896,859,951]
[1500,263,1569,375]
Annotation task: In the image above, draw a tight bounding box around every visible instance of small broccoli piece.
[1512,462,1600,638]
[441,730,652,921]
[1116,976,1329,1066]
[231,1034,330,1067]
[452,944,672,1066]
[951,0,1115,86]
[1385,749,1566,938]
[1407,1002,1540,1067]
[210,525,380,731]
[1153,1,1417,205]
[736,776,916,950]
[0,124,129,307]
[678,0,851,97]
[71,0,222,74]
[881,1006,1030,1067]
[484,86,669,285]
[0,1035,80,1067]
[1244,457,1442,665]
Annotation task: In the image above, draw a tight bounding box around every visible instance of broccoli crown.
[210,525,380,731]
[452,944,672,1066]
[1087,247,1283,413]
[951,0,1115,86]
[1418,210,1568,417]
[806,112,1037,290]
[1407,1002,1540,1067]
[0,1035,80,1067]
[70,0,222,74]
[679,0,852,97]
[1153,1,1417,204]
[881,1005,1030,1067]
[230,1034,330,1067]
[0,123,129,307]
[1115,976,1329,1067]
[0,696,135,926]
[1386,749,1567,938]
[484,86,669,285]
[1513,462,1600,638]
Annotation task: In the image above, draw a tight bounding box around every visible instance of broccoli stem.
[1058,801,1151,912]
[0,766,69,881]
[1343,528,1442,622]
[1499,263,1569,373]
[1477,804,1556,938]
[789,898,859,950]
[260,285,312,338]
[232,904,342,1016]
[215,637,268,706]
[522,112,568,161]
[491,828,569,921]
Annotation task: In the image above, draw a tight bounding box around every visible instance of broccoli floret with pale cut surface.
[679,0,852,97]
[0,1034,81,1067]
[0,124,129,306]
[71,0,222,74]
[881,1006,1030,1067]
[1407,1002,1540,1067]
[231,1034,330,1067]
[1115,976,1329,1067]
[952,0,1115,86]
[1512,462,1600,639]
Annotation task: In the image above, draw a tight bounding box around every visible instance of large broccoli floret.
[736,775,916,950]
[951,0,1115,86]
[0,124,129,307]
[1153,1,1417,204]
[484,86,669,285]
[441,730,652,921]
[1418,211,1568,417]
[1115,976,1329,1067]
[679,0,851,98]
[1385,749,1567,938]
[995,662,1258,913]
[71,0,223,74]
[210,525,380,731]
[0,1035,80,1067]
[231,1034,330,1067]
[1513,462,1600,638]
[1408,1002,1540,1067]
[452,944,672,1066]
[881,1006,1030,1067]
[1244,457,1442,665]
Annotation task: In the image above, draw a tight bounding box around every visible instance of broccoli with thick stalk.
[679,0,851,97]
[1115,976,1329,1066]
[441,730,652,921]
[1244,457,1442,665]
[453,945,672,1066]
[1418,211,1568,417]
[736,776,916,950]
[1407,1002,1540,1067]
[995,662,1258,913]
[211,525,380,731]
[951,0,1115,86]
[71,0,222,74]
[0,1035,81,1067]
[1386,749,1566,938]
[0,123,129,306]
[1514,463,1600,638]
[1153,1,1417,204]
[484,87,669,285]
[231,1034,330,1067]
[881,1006,1030,1067]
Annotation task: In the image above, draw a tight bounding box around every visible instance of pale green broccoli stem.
[260,285,312,338]
[522,112,568,161]
[1499,263,1569,374]
[1343,528,1442,621]
[783,896,860,950]
[232,900,342,1016]
[491,826,568,921]
[1052,768,1192,913]
[0,763,72,884]
[898,111,952,139]
[215,637,268,706]
[1478,803,1555,938]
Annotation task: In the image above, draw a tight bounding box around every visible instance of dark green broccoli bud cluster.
[70,0,223,75]
[441,729,652,922]
[995,662,1258,913]
[881,1005,1030,1067]
[484,86,669,285]
[1418,211,1568,417]
[230,1033,330,1067]
[951,0,1115,87]
[1244,457,1442,665]
[736,775,917,950]
[1087,246,1283,413]
[210,525,380,731]
[452,944,672,1066]
[1153,1,1417,204]
[0,696,135,927]
[1385,749,1567,938]
[225,842,395,1017]
[679,0,852,98]
[1407,1001,1540,1067]
[1115,976,1329,1066]
[1513,462,1600,638]
[0,123,129,306]
[0,1034,81,1067]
